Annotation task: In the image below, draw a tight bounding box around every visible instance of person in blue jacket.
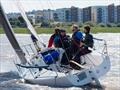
[71,24,83,54]
[70,25,84,69]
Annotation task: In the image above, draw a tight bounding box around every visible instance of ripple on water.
[0,33,120,90]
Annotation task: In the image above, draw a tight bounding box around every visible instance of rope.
[49,0,55,10]
[39,0,44,10]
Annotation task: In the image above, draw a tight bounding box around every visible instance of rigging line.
[68,0,73,8]
[46,1,52,10]
[7,2,23,30]
[16,15,29,34]
[49,0,55,10]
[85,55,96,66]
[48,0,58,23]
[39,0,45,10]
[15,1,36,32]
[15,0,46,48]
[58,32,70,63]
[17,2,35,32]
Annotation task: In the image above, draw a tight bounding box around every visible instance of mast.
[0,3,27,64]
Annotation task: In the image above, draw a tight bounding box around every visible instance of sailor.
[70,24,84,69]
[31,34,41,52]
[73,26,94,57]
[60,30,71,49]
[53,29,71,49]
[83,26,94,48]
[71,26,94,59]
[53,29,71,65]
[71,24,83,55]
[48,28,60,48]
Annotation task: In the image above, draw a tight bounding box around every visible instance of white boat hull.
[24,53,110,87]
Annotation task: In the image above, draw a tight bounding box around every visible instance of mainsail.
[15,1,46,48]
[0,3,27,64]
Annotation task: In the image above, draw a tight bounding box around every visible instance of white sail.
[15,0,45,48]
[0,3,27,64]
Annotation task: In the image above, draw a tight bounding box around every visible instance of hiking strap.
[69,60,85,69]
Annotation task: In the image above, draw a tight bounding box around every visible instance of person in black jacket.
[83,26,94,48]
[54,29,71,65]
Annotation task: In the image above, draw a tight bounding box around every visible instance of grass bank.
[0,27,120,34]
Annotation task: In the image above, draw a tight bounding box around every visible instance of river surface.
[0,33,120,90]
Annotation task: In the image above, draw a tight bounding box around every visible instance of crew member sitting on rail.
[31,34,41,52]
[83,26,94,48]
[71,25,83,55]
[48,28,60,48]
[53,29,71,49]
[70,24,84,69]
[53,29,71,65]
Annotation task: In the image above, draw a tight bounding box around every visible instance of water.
[0,33,120,90]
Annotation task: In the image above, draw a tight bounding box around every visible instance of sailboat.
[0,2,110,87]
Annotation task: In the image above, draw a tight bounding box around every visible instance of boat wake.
[0,71,106,90]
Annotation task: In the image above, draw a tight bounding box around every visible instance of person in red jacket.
[48,28,60,48]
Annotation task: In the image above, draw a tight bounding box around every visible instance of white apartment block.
[91,6,108,24]
[43,9,54,21]
[54,8,67,22]
[78,8,83,23]
[27,14,36,25]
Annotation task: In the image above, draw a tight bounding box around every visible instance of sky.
[0,0,120,13]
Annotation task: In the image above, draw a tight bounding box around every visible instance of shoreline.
[0,27,120,34]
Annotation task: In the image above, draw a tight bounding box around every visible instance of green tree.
[18,16,25,23]
[84,21,95,27]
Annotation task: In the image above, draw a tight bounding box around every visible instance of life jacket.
[72,31,83,47]
[72,31,83,41]
[53,35,61,47]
